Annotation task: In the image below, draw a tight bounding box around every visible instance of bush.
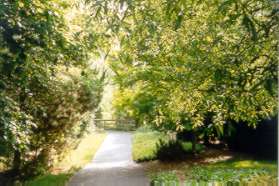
[0,68,104,180]
[155,139,186,161]
[155,138,205,161]
[0,0,105,182]
[181,142,204,153]
[226,117,277,160]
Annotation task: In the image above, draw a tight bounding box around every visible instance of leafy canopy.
[89,0,278,131]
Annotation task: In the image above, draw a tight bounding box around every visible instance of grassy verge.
[132,129,204,162]
[132,131,168,162]
[22,174,70,186]
[23,131,107,186]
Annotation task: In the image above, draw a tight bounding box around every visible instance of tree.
[0,0,105,180]
[89,0,278,134]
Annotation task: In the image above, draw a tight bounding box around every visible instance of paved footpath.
[67,131,149,186]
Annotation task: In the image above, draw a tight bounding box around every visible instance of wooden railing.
[94,119,136,131]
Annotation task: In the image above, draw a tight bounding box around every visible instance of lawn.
[23,131,107,186]
[132,129,204,162]
[132,130,168,162]
[187,159,277,182]
[133,130,278,185]
[150,159,277,185]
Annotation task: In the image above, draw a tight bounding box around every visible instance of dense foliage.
[0,0,277,182]
[0,0,104,180]
[89,0,278,135]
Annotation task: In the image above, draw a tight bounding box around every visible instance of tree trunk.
[203,133,210,146]
[192,131,197,155]
[12,150,21,176]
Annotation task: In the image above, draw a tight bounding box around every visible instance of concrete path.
[67,131,149,186]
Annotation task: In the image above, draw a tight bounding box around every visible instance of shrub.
[181,142,205,153]
[0,68,104,180]
[155,139,186,161]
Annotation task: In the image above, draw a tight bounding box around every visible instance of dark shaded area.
[226,116,278,160]
[155,139,187,161]
[0,170,18,186]
[177,130,195,141]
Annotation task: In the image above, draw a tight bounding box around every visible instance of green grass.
[132,131,168,162]
[23,131,107,186]
[151,171,179,186]
[150,159,277,185]
[181,142,204,153]
[22,174,69,186]
[188,162,276,183]
[55,131,107,171]
[132,129,205,162]
[134,130,278,184]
